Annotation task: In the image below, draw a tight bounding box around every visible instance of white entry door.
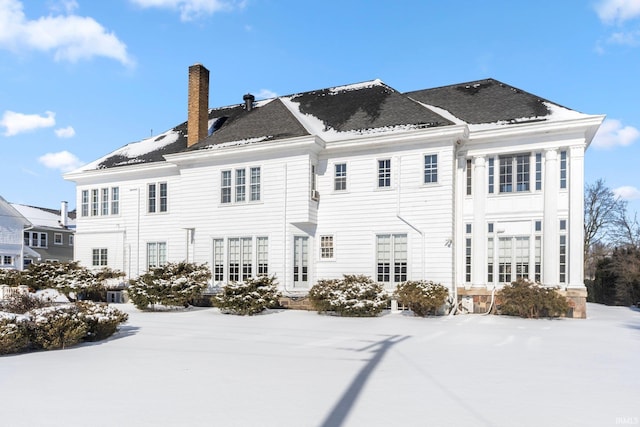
[293,236,309,287]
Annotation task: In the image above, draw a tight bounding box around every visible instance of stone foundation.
[279,296,313,311]
[456,287,587,319]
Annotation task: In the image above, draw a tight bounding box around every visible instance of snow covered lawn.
[1,303,638,427]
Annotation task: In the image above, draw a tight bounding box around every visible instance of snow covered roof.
[75,78,591,171]
[11,204,76,229]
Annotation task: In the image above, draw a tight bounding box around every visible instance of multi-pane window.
[81,190,89,217]
[498,237,512,283]
[213,239,224,282]
[91,189,99,216]
[487,238,494,283]
[560,150,567,189]
[376,234,407,284]
[465,223,472,283]
[92,248,108,266]
[221,171,232,203]
[535,236,541,283]
[515,237,530,279]
[69,235,74,246]
[488,158,495,193]
[499,154,530,193]
[334,163,347,191]
[559,235,567,284]
[221,168,261,203]
[26,232,48,248]
[310,164,318,200]
[2,256,13,266]
[250,167,261,201]
[466,159,472,196]
[320,235,334,259]
[424,154,437,184]
[101,188,109,216]
[228,238,240,282]
[535,153,542,191]
[40,233,47,247]
[148,183,167,213]
[111,187,119,215]
[257,237,268,276]
[235,169,246,202]
[378,159,391,188]
[241,237,252,281]
[147,242,167,269]
[54,233,63,245]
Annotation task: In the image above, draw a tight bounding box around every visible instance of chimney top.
[187,64,210,148]
[243,93,255,112]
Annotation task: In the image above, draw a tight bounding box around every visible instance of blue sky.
[1,0,639,215]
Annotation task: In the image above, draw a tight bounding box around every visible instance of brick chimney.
[187,63,210,148]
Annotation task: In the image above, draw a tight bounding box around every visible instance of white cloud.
[614,185,640,200]
[595,0,640,24]
[255,89,277,99]
[0,0,133,66]
[0,110,55,136]
[129,0,244,21]
[607,29,640,45]
[591,118,640,149]
[54,126,75,138]
[38,150,83,172]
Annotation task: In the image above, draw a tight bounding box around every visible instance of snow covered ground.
[1,303,638,427]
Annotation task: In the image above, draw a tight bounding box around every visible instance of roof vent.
[243,93,255,112]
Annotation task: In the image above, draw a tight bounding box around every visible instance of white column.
[543,149,558,286]
[455,154,466,288]
[568,145,585,289]
[472,156,487,287]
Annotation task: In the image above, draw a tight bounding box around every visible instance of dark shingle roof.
[405,78,566,125]
[81,78,582,171]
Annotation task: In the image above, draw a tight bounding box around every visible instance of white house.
[64,64,604,317]
[0,195,39,270]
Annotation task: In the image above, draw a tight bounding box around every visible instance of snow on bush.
[308,275,387,317]
[496,278,570,318]
[213,275,281,316]
[0,317,30,355]
[76,301,129,341]
[30,305,88,350]
[0,268,21,286]
[128,262,211,310]
[0,292,51,314]
[394,280,449,316]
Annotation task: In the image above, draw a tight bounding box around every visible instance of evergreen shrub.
[213,276,281,315]
[128,262,211,310]
[76,301,129,341]
[0,316,30,355]
[394,280,449,316]
[29,305,88,350]
[496,278,570,318]
[308,275,387,317]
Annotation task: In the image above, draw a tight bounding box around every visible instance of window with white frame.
[101,188,109,216]
[376,234,407,284]
[334,163,347,191]
[560,150,567,189]
[221,167,261,204]
[148,183,167,213]
[92,248,108,266]
[111,187,119,215]
[496,236,531,283]
[54,233,63,245]
[378,159,391,188]
[498,237,512,283]
[424,154,437,184]
[466,159,472,196]
[1,256,13,266]
[257,237,268,276]
[535,153,542,191]
[69,235,74,246]
[488,158,495,193]
[515,237,530,279]
[499,154,530,193]
[24,232,47,248]
[81,190,89,217]
[91,189,99,216]
[487,237,494,284]
[147,242,167,269]
[320,235,334,259]
[310,164,318,200]
[465,224,471,283]
[559,219,567,283]
[213,239,224,282]
[241,237,252,281]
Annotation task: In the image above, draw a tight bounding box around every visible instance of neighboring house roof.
[0,196,31,228]
[11,204,76,230]
[75,78,590,172]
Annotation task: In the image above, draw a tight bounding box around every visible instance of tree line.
[584,179,640,306]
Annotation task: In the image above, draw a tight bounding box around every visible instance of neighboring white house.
[64,64,604,317]
[0,195,39,270]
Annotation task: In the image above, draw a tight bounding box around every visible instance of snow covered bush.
[213,276,281,315]
[0,268,21,286]
[29,305,88,350]
[496,278,570,318]
[0,316,30,355]
[394,280,449,316]
[0,292,50,314]
[76,301,129,341]
[308,275,387,317]
[128,262,211,310]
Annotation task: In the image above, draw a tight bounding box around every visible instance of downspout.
[282,163,289,293]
